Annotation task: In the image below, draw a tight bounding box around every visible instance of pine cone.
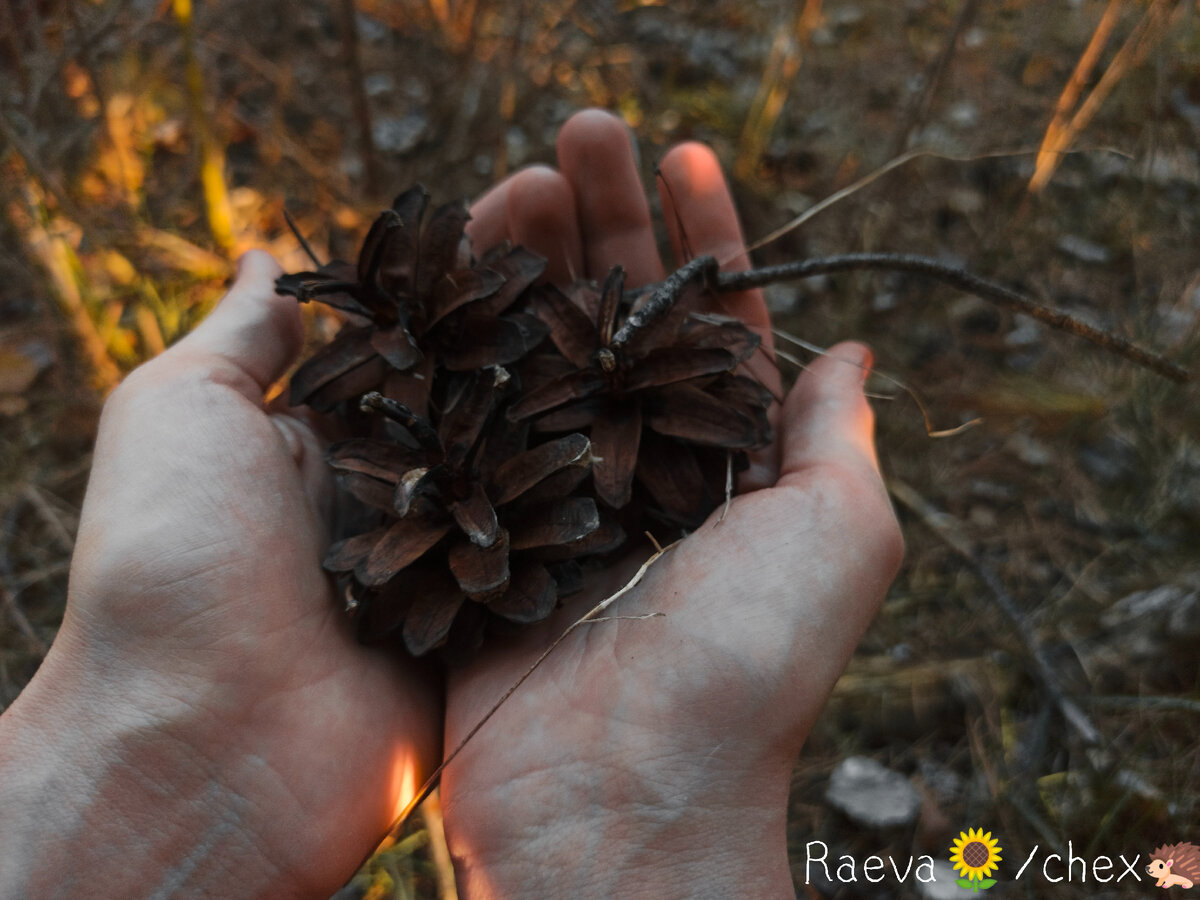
[508,266,773,521]
[276,186,547,413]
[321,374,622,656]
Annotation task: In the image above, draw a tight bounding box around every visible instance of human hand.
[443,110,904,897]
[0,252,440,898]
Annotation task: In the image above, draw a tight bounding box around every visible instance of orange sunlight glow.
[389,748,419,824]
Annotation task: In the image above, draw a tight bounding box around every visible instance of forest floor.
[2,1,1199,897]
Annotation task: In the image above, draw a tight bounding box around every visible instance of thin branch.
[718,253,1190,383]
[891,0,982,156]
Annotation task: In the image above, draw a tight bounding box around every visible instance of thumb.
[167,249,300,395]
[777,341,884,493]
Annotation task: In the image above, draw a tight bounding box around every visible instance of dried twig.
[717,253,1190,383]
[888,477,1102,745]
[282,209,323,269]
[734,0,821,180]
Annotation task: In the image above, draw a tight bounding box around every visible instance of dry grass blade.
[742,146,1074,259]
[771,328,982,438]
[373,537,680,852]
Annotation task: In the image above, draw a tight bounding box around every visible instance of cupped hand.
[0,252,440,898]
[444,110,904,897]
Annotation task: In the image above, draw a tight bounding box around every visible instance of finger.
[658,142,783,489]
[465,176,515,255]
[504,166,585,285]
[657,142,772,337]
[169,250,299,396]
[777,342,883,491]
[468,166,585,285]
[557,109,664,286]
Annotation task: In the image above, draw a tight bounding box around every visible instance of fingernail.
[849,344,874,383]
[859,346,874,378]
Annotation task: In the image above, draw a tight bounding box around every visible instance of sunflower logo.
[949,828,1003,891]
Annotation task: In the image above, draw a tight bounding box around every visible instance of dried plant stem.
[716,253,1190,383]
[9,172,121,391]
[374,537,679,849]
[418,789,458,900]
[336,0,379,193]
[734,0,821,180]
[888,478,1101,745]
[739,144,1120,260]
[173,0,235,253]
[1029,0,1178,193]
[891,0,982,156]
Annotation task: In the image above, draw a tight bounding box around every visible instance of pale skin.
[0,110,901,898]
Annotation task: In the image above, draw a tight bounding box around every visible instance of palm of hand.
[441,111,901,884]
[57,254,440,893]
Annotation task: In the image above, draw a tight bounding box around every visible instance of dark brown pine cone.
[321,375,622,657]
[508,265,773,523]
[276,185,547,414]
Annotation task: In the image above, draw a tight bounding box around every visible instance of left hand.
[0,251,441,898]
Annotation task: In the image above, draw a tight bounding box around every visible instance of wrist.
[0,638,298,898]
[445,743,796,898]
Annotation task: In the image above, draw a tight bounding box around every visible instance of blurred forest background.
[2,0,1199,897]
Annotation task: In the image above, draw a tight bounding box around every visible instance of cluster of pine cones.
[277,186,773,657]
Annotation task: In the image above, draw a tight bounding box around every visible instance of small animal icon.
[1147,842,1200,890]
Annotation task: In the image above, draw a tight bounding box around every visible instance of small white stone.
[826,756,921,829]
